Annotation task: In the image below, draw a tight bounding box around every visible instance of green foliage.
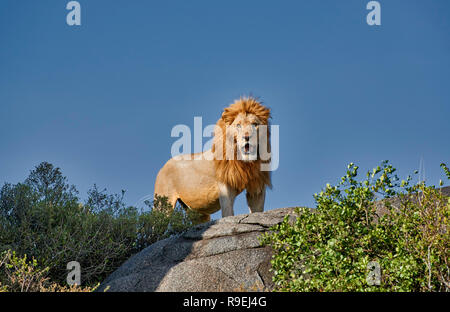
[441,163,450,181]
[262,161,450,291]
[0,250,94,292]
[134,195,203,251]
[0,250,48,292]
[0,162,198,288]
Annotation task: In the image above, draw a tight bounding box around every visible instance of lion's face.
[230,113,262,162]
[216,97,271,164]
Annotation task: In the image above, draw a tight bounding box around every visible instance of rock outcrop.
[98,187,450,292]
[97,207,298,292]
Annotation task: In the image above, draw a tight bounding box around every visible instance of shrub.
[134,195,203,251]
[0,250,94,292]
[0,162,199,289]
[262,161,449,291]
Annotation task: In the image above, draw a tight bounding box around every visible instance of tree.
[24,162,78,207]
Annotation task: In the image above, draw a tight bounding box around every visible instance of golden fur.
[154,96,272,222]
[213,97,272,194]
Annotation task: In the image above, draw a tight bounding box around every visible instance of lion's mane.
[212,97,272,194]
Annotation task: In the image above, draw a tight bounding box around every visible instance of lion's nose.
[244,134,250,142]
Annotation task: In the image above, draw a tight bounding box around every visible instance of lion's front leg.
[218,182,237,218]
[246,188,266,213]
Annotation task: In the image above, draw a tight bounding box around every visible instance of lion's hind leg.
[152,192,178,214]
[178,198,211,224]
[196,213,211,223]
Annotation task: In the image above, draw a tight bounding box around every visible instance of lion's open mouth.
[240,143,257,160]
[244,143,251,154]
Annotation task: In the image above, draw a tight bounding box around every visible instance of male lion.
[154,97,272,223]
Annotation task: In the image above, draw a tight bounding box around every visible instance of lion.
[154,96,272,223]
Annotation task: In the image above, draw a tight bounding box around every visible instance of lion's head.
[212,97,272,193]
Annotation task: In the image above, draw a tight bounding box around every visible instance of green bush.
[262,161,449,292]
[0,250,94,292]
[0,162,198,288]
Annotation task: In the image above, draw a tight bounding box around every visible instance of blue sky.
[1,0,449,219]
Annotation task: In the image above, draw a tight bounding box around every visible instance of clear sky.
[1,0,449,219]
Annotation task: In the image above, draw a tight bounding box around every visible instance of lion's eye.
[252,123,258,127]
[236,124,241,129]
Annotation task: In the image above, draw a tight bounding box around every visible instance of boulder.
[97,207,299,292]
